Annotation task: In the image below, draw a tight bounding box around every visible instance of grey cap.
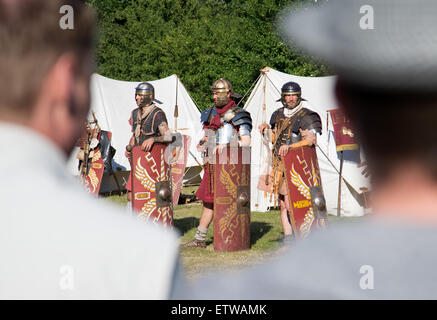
[280,0,437,91]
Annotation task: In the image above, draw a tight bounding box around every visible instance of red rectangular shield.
[131,144,173,227]
[81,149,104,196]
[283,147,327,239]
[213,146,251,252]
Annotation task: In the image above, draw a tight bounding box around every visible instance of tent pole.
[337,150,344,216]
[262,73,267,123]
[262,71,267,170]
[126,145,134,214]
[174,75,179,131]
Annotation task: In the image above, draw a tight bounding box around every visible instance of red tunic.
[195,100,236,204]
[195,163,214,203]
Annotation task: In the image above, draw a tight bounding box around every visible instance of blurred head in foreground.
[0,0,95,155]
[282,0,437,215]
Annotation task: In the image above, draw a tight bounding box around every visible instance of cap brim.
[280,0,437,91]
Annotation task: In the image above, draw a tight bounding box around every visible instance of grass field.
[106,189,366,282]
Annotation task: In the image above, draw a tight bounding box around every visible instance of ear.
[50,54,80,138]
[30,54,80,152]
[49,53,77,113]
[32,54,77,126]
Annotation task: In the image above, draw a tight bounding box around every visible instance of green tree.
[88,0,330,110]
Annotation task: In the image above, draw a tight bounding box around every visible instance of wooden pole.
[174,75,179,131]
[337,150,344,217]
[126,145,134,214]
[261,73,268,203]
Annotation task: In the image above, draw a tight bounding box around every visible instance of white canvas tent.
[244,67,370,216]
[68,73,204,190]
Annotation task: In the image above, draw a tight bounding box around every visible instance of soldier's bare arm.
[141,137,154,152]
[125,136,135,158]
[197,135,208,152]
[299,128,317,146]
[259,123,275,146]
[279,130,317,156]
[279,144,290,157]
[141,122,172,152]
[213,144,227,155]
[287,129,317,150]
[258,122,270,135]
[240,135,251,147]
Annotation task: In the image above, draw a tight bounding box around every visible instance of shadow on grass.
[174,216,200,235]
[250,221,272,246]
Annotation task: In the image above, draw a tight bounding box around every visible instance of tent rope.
[265,74,281,94]
[242,74,263,111]
[316,145,360,195]
[237,73,262,108]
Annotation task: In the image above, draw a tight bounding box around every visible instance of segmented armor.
[270,107,322,156]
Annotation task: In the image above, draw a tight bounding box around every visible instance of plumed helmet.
[211,78,233,94]
[135,82,154,106]
[281,81,301,95]
[211,78,233,107]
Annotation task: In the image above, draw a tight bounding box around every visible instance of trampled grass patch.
[174,202,286,281]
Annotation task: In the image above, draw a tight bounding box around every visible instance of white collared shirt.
[0,123,181,299]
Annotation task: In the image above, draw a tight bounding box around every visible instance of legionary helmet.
[135,82,154,107]
[277,81,303,108]
[211,78,233,107]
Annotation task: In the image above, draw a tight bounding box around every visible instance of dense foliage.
[88,0,331,109]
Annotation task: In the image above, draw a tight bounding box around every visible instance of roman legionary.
[77,113,115,195]
[181,78,252,248]
[258,81,322,243]
[125,82,172,211]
